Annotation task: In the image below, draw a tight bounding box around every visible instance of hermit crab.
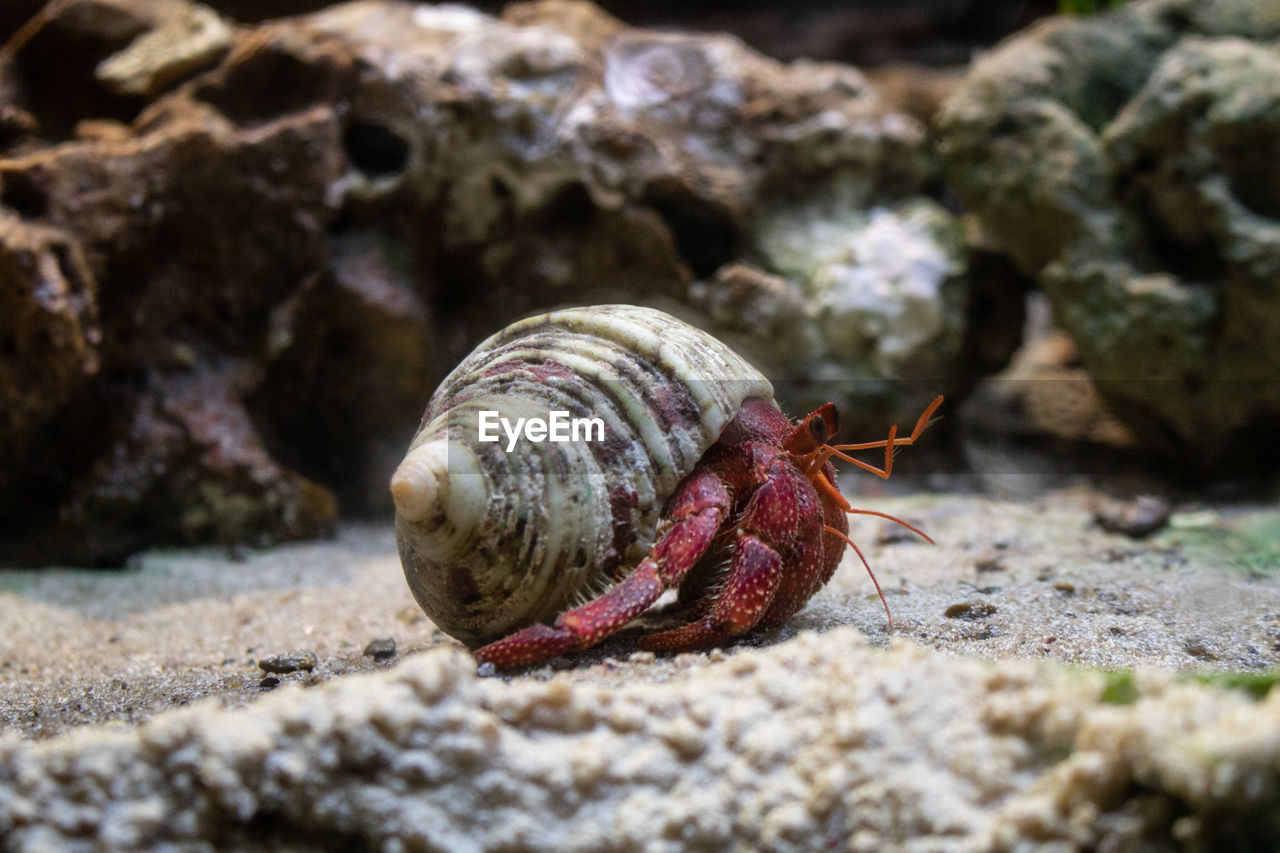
[391,304,941,668]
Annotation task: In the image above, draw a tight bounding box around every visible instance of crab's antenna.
[845,507,935,545]
[824,524,893,634]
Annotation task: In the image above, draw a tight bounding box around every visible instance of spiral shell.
[391,304,772,644]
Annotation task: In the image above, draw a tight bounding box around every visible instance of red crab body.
[473,395,942,668]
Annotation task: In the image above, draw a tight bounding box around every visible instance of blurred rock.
[695,196,973,428]
[863,62,967,123]
[258,648,319,673]
[1,0,998,564]
[1,0,346,564]
[94,0,232,98]
[0,0,232,141]
[362,637,396,660]
[938,0,1280,474]
[1094,494,1172,539]
[959,292,1155,497]
[4,0,1056,64]
[0,217,99,473]
[2,366,337,566]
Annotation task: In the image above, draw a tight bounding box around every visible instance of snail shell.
[391,304,772,644]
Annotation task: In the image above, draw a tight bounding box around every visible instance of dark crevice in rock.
[0,169,47,219]
[536,181,594,229]
[343,120,410,177]
[1220,135,1280,221]
[7,11,147,141]
[1127,202,1228,283]
[643,181,738,278]
[957,249,1031,380]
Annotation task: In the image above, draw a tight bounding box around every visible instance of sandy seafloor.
[2,490,1279,850]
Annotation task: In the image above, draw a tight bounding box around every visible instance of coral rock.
[938,0,1280,469]
[1,0,983,563]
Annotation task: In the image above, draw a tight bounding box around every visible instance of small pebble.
[975,555,1005,573]
[1183,638,1219,661]
[258,650,318,674]
[945,601,998,620]
[1094,495,1172,539]
[396,605,425,625]
[363,638,397,661]
[259,675,280,689]
[876,524,916,545]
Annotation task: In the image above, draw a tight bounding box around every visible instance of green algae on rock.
[938,0,1280,471]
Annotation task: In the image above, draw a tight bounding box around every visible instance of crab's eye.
[824,404,839,437]
[808,416,827,444]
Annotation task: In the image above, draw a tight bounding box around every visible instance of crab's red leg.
[639,532,783,651]
[760,513,830,624]
[473,466,732,668]
[640,456,817,651]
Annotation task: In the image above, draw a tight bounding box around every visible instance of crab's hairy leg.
[809,465,854,511]
[639,533,783,651]
[473,466,733,668]
[839,423,898,478]
[803,430,899,480]
[641,457,819,651]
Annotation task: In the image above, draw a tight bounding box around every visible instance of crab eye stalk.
[822,403,839,438]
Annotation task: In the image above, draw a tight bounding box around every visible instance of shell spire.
[391,438,487,556]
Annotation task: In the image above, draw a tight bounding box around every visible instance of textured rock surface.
[3,493,1280,848]
[0,95,347,563]
[0,217,99,466]
[938,0,1280,471]
[959,293,1151,499]
[0,0,1056,65]
[3,629,1279,850]
[742,196,969,423]
[0,0,997,565]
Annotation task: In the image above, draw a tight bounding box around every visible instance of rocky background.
[939,0,1280,472]
[6,0,1276,567]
